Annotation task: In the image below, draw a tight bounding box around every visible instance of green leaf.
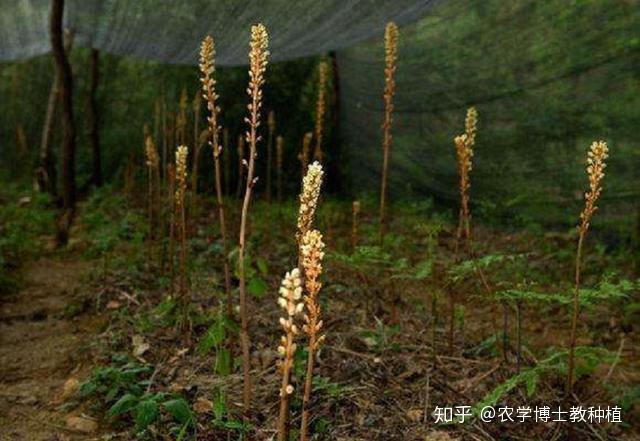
[525,372,538,396]
[213,389,227,421]
[135,399,158,431]
[256,257,269,275]
[214,419,250,431]
[163,398,194,425]
[215,348,232,376]
[199,319,227,355]
[248,277,268,298]
[108,393,139,417]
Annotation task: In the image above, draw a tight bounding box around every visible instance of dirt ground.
[0,254,103,441]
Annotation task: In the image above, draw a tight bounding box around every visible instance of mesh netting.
[0,0,637,233]
[0,0,440,64]
[338,0,640,231]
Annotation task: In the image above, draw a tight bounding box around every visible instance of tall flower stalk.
[174,145,189,301]
[190,90,202,219]
[167,163,176,295]
[299,229,326,441]
[200,36,233,316]
[238,23,269,414]
[144,135,160,245]
[378,22,398,245]
[455,106,477,250]
[567,140,609,395]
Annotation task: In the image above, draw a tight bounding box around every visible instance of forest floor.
[0,190,638,440]
[0,250,105,440]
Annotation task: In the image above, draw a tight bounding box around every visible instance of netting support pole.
[88,48,102,187]
[51,0,77,245]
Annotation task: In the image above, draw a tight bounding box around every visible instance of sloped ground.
[0,254,104,441]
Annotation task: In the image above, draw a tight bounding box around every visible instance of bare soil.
[0,254,104,441]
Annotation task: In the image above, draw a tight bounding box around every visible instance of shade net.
[338,0,640,232]
[0,0,440,64]
[0,0,638,235]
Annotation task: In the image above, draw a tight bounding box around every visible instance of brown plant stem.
[276,135,283,202]
[351,200,360,251]
[299,132,312,180]
[267,110,275,202]
[190,91,202,211]
[236,134,245,199]
[167,164,176,295]
[223,128,231,195]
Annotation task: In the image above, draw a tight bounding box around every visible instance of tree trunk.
[50,0,77,245]
[88,48,102,187]
[38,30,74,201]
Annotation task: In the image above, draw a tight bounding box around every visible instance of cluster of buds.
[199,35,222,158]
[464,106,478,147]
[456,106,477,179]
[277,268,303,396]
[455,134,472,192]
[144,135,159,169]
[382,21,398,135]
[454,107,478,243]
[580,141,609,232]
[313,62,328,161]
[301,230,326,350]
[297,162,324,243]
[245,23,269,147]
[174,145,188,207]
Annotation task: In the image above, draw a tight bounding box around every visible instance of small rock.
[65,415,98,433]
